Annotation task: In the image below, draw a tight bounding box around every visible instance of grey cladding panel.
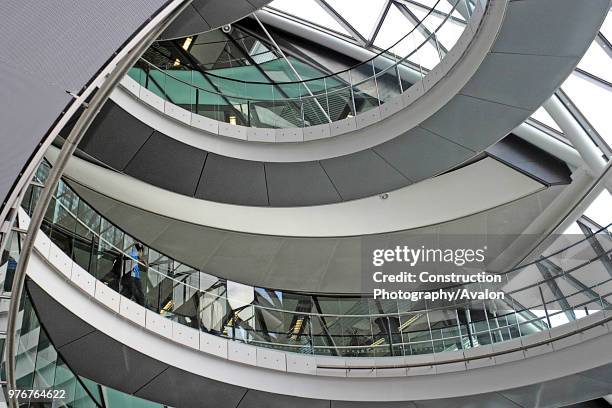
[0,0,165,92]
[59,331,169,394]
[321,149,410,200]
[161,0,274,40]
[493,0,610,57]
[78,101,155,170]
[499,372,612,408]
[420,95,530,151]
[193,0,257,28]
[265,162,341,206]
[0,0,166,212]
[265,238,338,291]
[203,233,284,285]
[332,402,417,408]
[196,154,268,206]
[373,127,474,182]
[160,4,211,40]
[239,390,329,408]
[460,53,578,110]
[415,393,522,408]
[124,132,207,196]
[0,62,70,208]
[136,366,247,408]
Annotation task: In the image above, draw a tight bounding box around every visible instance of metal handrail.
[34,189,612,319]
[131,0,474,105]
[19,173,612,360]
[158,0,461,86]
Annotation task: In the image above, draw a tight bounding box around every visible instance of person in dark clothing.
[122,243,147,306]
[107,252,123,292]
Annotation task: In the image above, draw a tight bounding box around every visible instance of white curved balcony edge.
[22,207,612,402]
[51,146,544,237]
[110,0,498,163]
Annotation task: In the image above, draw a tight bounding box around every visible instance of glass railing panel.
[123,0,484,131]
[127,67,145,87]
[32,329,58,390]
[372,55,403,103]
[164,69,196,112]
[4,281,160,407]
[15,296,39,389]
[92,238,120,286]
[143,70,168,100]
[72,233,94,274]
[170,263,200,328]
[199,284,229,334]
[352,76,380,116]
[1,229,20,292]
[21,166,612,358]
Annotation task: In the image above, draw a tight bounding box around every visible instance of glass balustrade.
[126,0,483,129]
[15,161,612,358]
[0,287,166,407]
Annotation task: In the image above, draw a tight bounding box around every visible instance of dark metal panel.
[59,331,170,395]
[265,162,341,206]
[161,4,211,40]
[373,127,475,182]
[196,154,269,206]
[499,372,612,408]
[26,280,96,349]
[78,101,155,171]
[320,150,410,201]
[239,390,329,408]
[124,132,208,196]
[136,366,248,408]
[414,393,522,408]
[332,402,417,408]
[487,135,572,186]
[161,0,273,40]
[26,280,169,395]
[192,0,257,30]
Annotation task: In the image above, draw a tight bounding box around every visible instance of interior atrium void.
[0,0,611,407]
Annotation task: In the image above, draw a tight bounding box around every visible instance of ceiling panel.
[124,132,208,196]
[265,161,341,206]
[197,154,269,206]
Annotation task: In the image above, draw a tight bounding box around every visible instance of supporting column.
[513,122,583,169]
[543,96,607,174]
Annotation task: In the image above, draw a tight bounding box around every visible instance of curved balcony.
[17,161,612,360]
[124,0,483,135]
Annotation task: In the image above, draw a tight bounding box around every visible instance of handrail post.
[539,285,552,329]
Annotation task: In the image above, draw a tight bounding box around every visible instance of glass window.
[530,107,562,132]
[561,73,612,148]
[583,190,612,227]
[326,0,388,39]
[267,0,351,36]
[577,41,612,83]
